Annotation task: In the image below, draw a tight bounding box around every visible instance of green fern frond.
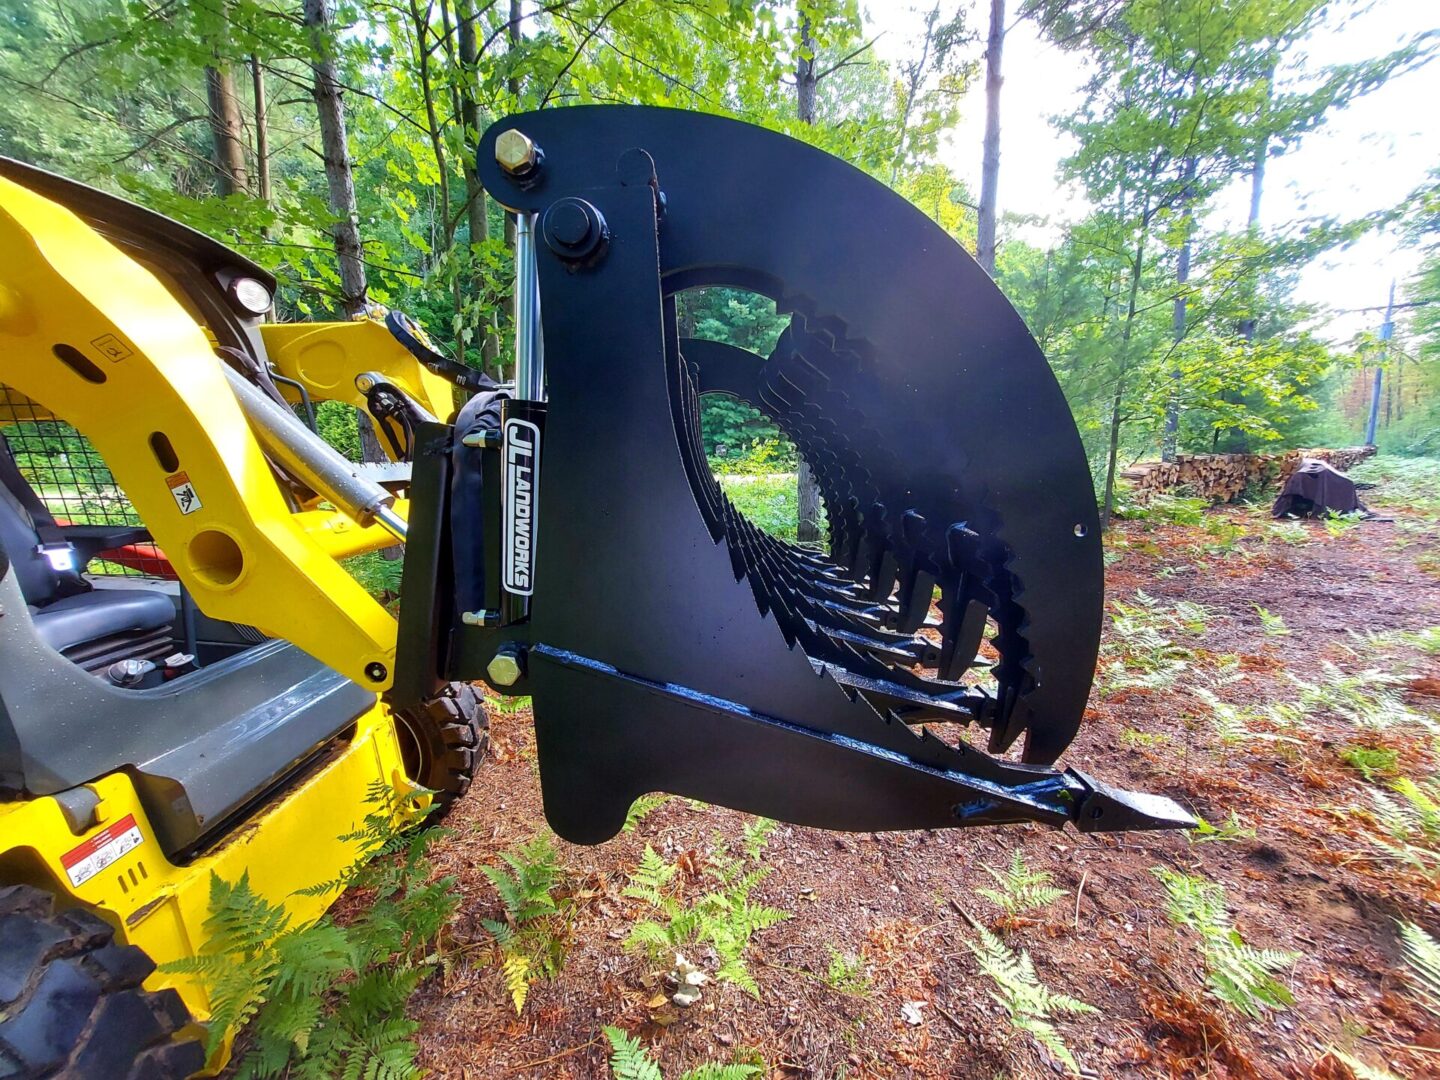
[267,923,354,998]
[159,871,293,1055]
[624,845,678,905]
[623,794,670,834]
[604,1026,664,1080]
[624,919,676,957]
[978,849,1066,917]
[680,1064,762,1079]
[823,947,870,995]
[967,923,1095,1073]
[1398,920,1440,1017]
[1154,867,1297,1018]
[715,957,761,997]
[740,817,778,862]
[481,917,514,946]
[482,834,562,924]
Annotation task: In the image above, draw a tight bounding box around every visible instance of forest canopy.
[1,0,1435,519]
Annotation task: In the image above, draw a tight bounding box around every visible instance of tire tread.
[0,886,204,1079]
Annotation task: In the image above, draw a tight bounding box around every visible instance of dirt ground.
[407,477,1440,1079]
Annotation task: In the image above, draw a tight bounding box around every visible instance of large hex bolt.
[542,197,609,263]
[487,645,526,687]
[495,129,542,176]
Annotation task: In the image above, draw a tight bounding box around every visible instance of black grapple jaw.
[394,106,1194,843]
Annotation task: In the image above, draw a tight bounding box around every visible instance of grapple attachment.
[397,106,1192,843]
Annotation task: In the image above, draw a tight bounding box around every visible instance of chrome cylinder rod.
[513,212,544,401]
[223,365,406,542]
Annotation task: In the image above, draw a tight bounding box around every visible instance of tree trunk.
[304,0,367,317]
[793,13,823,544]
[1161,156,1197,463]
[407,0,451,250]
[976,0,1004,274]
[1101,231,1148,531]
[1239,62,1274,344]
[250,56,271,211]
[457,0,500,370]
[795,13,817,123]
[1101,378,1125,531]
[205,63,250,195]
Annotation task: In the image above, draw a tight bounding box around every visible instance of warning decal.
[89,333,135,362]
[60,814,144,888]
[166,471,202,515]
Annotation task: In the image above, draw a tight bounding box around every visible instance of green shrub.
[314,400,361,462]
[717,473,800,542]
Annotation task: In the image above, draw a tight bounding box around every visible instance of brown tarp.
[1271,458,1366,518]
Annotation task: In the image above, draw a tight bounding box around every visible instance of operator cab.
[0,400,266,689]
[0,431,176,677]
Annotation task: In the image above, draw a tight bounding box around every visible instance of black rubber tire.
[0,884,206,1080]
[393,682,489,816]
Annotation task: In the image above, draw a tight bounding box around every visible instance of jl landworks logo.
[502,418,540,596]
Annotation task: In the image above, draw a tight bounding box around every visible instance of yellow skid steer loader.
[0,106,1189,1078]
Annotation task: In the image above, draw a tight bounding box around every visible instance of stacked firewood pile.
[1121,446,1376,503]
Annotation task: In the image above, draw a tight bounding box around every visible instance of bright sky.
[866,0,1440,341]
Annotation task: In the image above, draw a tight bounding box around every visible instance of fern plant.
[163,786,459,1080]
[1194,687,1255,747]
[1398,920,1440,1018]
[603,1026,761,1080]
[480,834,569,1012]
[1099,592,1210,694]
[1267,520,1310,546]
[1288,662,1431,732]
[1340,746,1400,782]
[967,923,1096,1074]
[1369,775,1440,876]
[625,837,788,997]
[481,834,561,925]
[1253,604,1290,637]
[484,692,531,715]
[1186,811,1256,845]
[623,793,671,833]
[1323,510,1365,538]
[624,845,678,906]
[1154,868,1297,1018]
[740,817,778,862]
[978,849,1066,917]
[822,947,870,995]
[1401,626,1440,655]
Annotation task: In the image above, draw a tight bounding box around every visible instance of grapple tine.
[413,106,1194,844]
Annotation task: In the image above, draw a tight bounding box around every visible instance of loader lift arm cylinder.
[223,365,407,541]
[513,212,545,403]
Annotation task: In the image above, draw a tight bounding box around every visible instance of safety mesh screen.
[0,385,168,578]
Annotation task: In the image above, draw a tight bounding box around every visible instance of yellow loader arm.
[0,159,461,689]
